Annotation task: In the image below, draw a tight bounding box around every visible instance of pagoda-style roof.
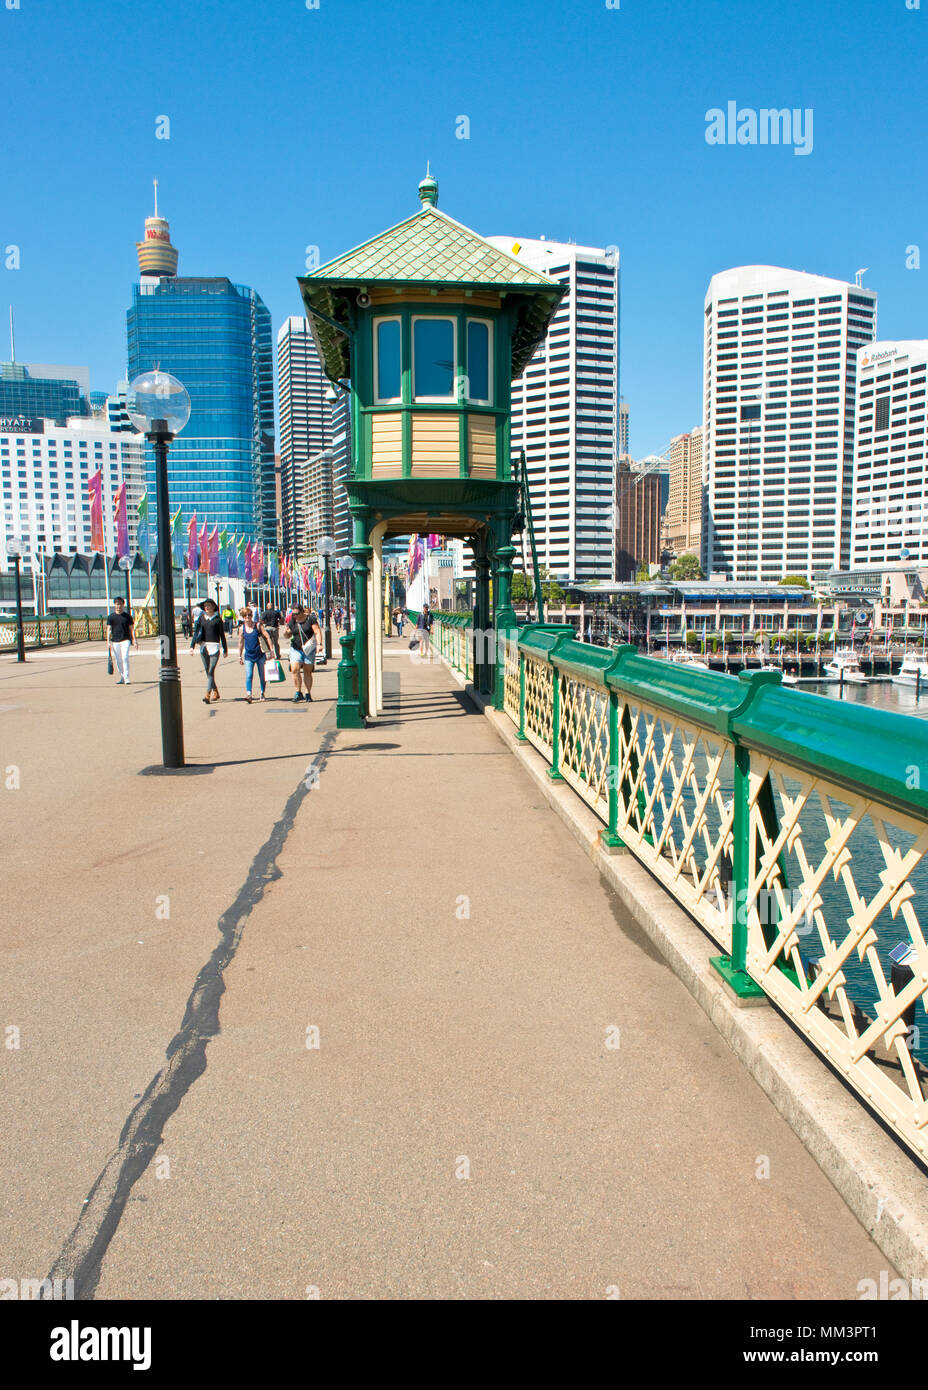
[298,178,564,383]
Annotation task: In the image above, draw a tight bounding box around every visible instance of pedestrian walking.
[238,606,272,703]
[189,597,228,703]
[393,606,404,637]
[106,596,137,685]
[416,603,433,660]
[283,603,323,703]
[260,602,282,659]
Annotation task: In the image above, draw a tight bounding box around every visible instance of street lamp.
[128,370,191,769]
[338,553,355,632]
[6,539,26,663]
[118,554,132,607]
[318,534,336,659]
[183,567,194,629]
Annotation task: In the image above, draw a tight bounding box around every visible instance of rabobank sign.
[860,347,903,371]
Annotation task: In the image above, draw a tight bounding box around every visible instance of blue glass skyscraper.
[126,198,275,542]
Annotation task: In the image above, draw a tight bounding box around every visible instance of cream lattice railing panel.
[614,699,734,949]
[557,673,610,821]
[503,637,520,721]
[744,753,928,1159]
[523,655,554,759]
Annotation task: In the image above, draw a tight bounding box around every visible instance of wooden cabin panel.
[371,412,404,476]
[468,414,497,477]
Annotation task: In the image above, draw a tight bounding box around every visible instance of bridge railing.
[432,613,928,1163]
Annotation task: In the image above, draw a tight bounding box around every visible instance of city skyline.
[1,0,925,464]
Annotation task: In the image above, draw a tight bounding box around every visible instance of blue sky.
[1,0,925,458]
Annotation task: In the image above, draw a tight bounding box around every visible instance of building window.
[413,317,456,400]
[374,318,402,403]
[875,396,890,432]
[465,319,492,404]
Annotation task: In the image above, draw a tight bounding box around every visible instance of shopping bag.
[408,637,419,651]
[107,651,114,676]
[266,660,285,683]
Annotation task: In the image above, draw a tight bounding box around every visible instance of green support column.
[600,688,625,848]
[517,649,527,741]
[492,535,517,711]
[474,553,491,694]
[350,511,372,720]
[548,662,564,782]
[336,631,364,728]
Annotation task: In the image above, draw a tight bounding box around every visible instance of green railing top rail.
[514,622,928,820]
[731,679,928,818]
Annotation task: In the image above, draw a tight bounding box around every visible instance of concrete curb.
[443,664,928,1282]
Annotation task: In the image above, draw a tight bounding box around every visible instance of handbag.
[408,637,419,651]
[266,660,285,683]
[107,650,114,675]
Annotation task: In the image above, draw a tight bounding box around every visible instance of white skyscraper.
[277,316,331,559]
[703,266,876,581]
[486,236,620,582]
[851,341,928,568]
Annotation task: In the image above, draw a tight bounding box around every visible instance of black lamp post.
[128,371,191,769]
[118,554,132,606]
[318,535,336,659]
[7,540,26,663]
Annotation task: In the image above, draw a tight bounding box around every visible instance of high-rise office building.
[615,459,663,580]
[277,317,332,558]
[126,199,275,542]
[850,341,928,569]
[666,427,703,557]
[0,362,90,423]
[618,400,630,459]
[486,236,620,582]
[703,266,876,581]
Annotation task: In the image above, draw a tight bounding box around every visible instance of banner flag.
[171,506,184,569]
[136,492,151,564]
[187,512,198,571]
[218,527,229,578]
[208,526,219,577]
[113,482,129,560]
[244,542,253,582]
[198,520,209,575]
[88,468,104,553]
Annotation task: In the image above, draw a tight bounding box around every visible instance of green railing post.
[548,665,564,782]
[601,688,624,848]
[710,714,764,999]
[517,648,527,741]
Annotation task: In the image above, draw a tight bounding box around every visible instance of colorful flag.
[268,549,278,585]
[227,532,238,578]
[113,481,129,560]
[244,542,253,582]
[218,527,229,578]
[236,534,247,578]
[198,520,209,575]
[171,506,184,569]
[428,533,440,548]
[136,492,151,564]
[186,512,198,571]
[255,543,264,584]
[208,526,219,576]
[88,468,104,552]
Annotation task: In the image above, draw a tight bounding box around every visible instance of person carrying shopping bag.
[238,607,272,702]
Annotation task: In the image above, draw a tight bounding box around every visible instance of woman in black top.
[189,598,228,703]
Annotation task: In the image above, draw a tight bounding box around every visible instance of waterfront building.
[277,316,332,558]
[703,266,877,581]
[666,427,703,558]
[485,235,620,582]
[850,341,928,568]
[0,397,146,584]
[126,198,275,542]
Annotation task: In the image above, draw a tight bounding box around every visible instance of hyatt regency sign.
[0,416,43,434]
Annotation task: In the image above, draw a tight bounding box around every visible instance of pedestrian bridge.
[426,611,928,1173]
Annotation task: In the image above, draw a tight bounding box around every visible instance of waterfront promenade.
[0,637,892,1298]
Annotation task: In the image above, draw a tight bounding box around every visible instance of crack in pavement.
[44,728,339,1300]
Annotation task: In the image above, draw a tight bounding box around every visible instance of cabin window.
[465,320,492,403]
[374,318,402,403]
[413,318,456,400]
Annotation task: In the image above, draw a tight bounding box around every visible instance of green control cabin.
[298,172,563,726]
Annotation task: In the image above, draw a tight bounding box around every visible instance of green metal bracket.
[709,955,765,999]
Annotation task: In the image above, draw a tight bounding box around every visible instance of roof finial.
[418,163,438,208]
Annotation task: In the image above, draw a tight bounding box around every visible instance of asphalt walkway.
[0,635,891,1298]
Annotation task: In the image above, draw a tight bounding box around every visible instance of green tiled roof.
[297,205,564,383]
[306,206,556,289]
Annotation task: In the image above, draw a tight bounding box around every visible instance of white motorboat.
[670,650,709,670]
[824,650,868,684]
[892,654,928,688]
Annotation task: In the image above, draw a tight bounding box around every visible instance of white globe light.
[338,555,355,572]
[318,535,336,556]
[118,555,132,570]
[6,538,23,559]
[127,370,191,436]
